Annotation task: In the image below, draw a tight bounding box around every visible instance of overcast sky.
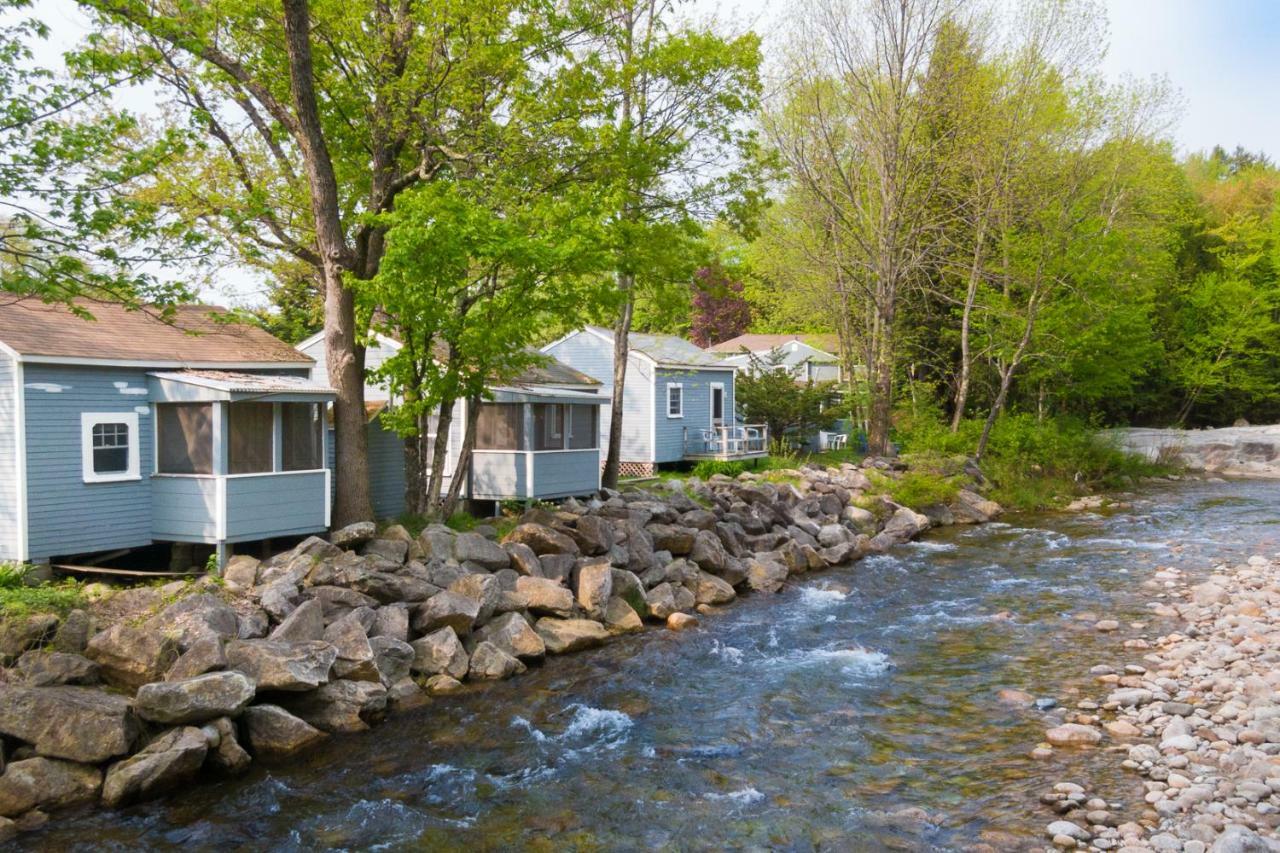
[29,0,1280,305]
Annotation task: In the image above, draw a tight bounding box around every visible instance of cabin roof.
[707,333,840,358]
[0,299,312,367]
[580,325,725,368]
[149,370,336,395]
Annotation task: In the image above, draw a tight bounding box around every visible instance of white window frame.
[709,382,725,425]
[667,383,683,418]
[81,411,141,483]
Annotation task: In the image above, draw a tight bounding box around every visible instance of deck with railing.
[682,424,769,460]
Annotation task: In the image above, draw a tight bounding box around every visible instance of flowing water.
[27,479,1280,851]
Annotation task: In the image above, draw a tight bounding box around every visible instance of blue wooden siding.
[532,450,599,497]
[23,364,154,559]
[653,368,736,463]
[368,415,406,520]
[544,331,652,462]
[0,354,18,560]
[470,452,527,500]
[225,472,327,542]
[151,477,218,541]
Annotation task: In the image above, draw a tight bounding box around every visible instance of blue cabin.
[542,327,767,477]
[296,333,607,516]
[0,300,335,567]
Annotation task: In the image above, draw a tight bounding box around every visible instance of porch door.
[710,383,725,427]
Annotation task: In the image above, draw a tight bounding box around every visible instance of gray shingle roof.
[584,326,724,368]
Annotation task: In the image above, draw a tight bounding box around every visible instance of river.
[27,478,1280,851]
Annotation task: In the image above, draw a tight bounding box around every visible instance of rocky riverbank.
[0,459,1001,840]
[1032,555,1280,852]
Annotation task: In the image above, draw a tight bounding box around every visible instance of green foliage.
[205,553,219,575]
[734,350,840,450]
[692,459,748,479]
[866,469,962,510]
[0,561,32,589]
[0,574,85,617]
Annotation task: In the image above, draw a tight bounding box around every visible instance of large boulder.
[330,521,376,550]
[534,618,609,654]
[304,586,378,622]
[370,604,410,643]
[202,716,252,774]
[609,568,649,618]
[694,571,736,606]
[102,727,208,807]
[951,489,1001,524]
[0,757,102,817]
[150,594,240,651]
[361,538,409,564]
[224,640,336,692]
[0,685,136,763]
[222,555,261,589]
[448,574,502,626]
[646,524,696,556]
[369,636,415,686]
[410,627,469,680]
[503,523,579,557]
[473,612,545,660]
[575,560,613,620]
[569,516,615,556]
[85,621,180,688]
[280,679,388,733]
[0,614,59,665]
[164,635,228,681]
[875,506,930,545]
[515,577,574,618]
[15,650,100,686]
[241,705,327,758]
[268,598,325,642]
[745,558,788,594]
[689,530,728,574]
[134,672,256,725]
[416,525,457,561]
[644,583,679,620]
[453,533,511,571]
[412,591,480,637]
[603,597,643,635]
[467,642,526,680]
[348,571,436,605]
[323,612,378,682]
[504,543,543,577]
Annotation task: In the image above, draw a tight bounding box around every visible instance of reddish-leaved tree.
[690,265,751,347]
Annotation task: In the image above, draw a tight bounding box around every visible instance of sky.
[24,0,1280,305]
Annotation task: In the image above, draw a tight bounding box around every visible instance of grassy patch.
[692,459,749,479]
[0,564,86,618]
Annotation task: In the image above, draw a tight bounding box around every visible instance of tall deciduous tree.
[689,263,750,347]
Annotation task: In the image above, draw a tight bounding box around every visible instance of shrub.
[692,459,748,479]
[866,469,961,510]
[0,561,32,589]
[0,579,85,618]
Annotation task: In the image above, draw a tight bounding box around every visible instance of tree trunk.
[951,216,989,431]
[281,0,371,525]
[441,394,481,519]
[602,281,635,488]
[424,398,455,519]
[403,410,430,516]
[975,298,1037,460]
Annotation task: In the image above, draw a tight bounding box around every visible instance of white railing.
[683,424,769,458]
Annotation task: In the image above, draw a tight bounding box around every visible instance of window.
[533,404,565,450]
[228,402,273,474]
[81,412,140,483]
[282,403,323,471]
[156,403,213,475]
[476,403,523,450]
[667,383,683,418]
[568,405,597,449]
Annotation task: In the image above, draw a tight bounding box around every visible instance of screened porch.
[146,371,336,557]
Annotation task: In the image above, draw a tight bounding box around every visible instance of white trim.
[526,448,535,494]
[13,360,28,561]
[0,339,20,360]
[710,381,725,426]
[323,468,332,528]
[223,468,328,479]
[666,382,684,419]
[649,372,657,462]
[80,411,141,483]
[321,413,330,527]
[215,475,227,540]
[17,356,314,369]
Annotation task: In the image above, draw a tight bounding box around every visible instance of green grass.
[0,564,86,618]
[866,468,962,509]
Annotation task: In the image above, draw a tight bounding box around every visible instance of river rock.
[85,621,180,688]
[689,530,729,574]
[370,603,410,643]
[449,573,502,625]
[569,515,615,556]
[135,672,256,725]
[467,641,526,680]
[241,705,327,758]
[1045,723,1102,747]
[279,680,388,733]
[515,577,574,617]
[453,533,511,571]
[504,543,543,577]
[0,757,101,817]
[1108,687,1154,707]
[576,560,613,619]
[410,627,470,680]
[603,597,643,634]
[667,612,698,631]
[504,523,579,556]
[200,716,251,774]
[647,524,696,555]
[694,571,736,606]
[324,612,379,682]
[645,582,679,620]
[951,490,1002,524]
[473,612,545,660]
[874,506,930,545]
[15,650,100,686]
[102,727,209,808]
[0,685,136,763]
[224,640,336,691]
[534,618,609,654]
[412,591,480,637]
[424,674,464,695]
[745,558,788,593]
[369,636,415,686]
[164,635,228,682]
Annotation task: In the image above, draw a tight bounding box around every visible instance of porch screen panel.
[228,402,273,474]
[282,403,323,471]
[157,403,214,475]
[476,404,523,450]
[533,404,565,450]
[568,405,597,449]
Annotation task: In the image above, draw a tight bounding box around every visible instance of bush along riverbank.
[0,457,1002,839]
[1032,555,1280,852]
